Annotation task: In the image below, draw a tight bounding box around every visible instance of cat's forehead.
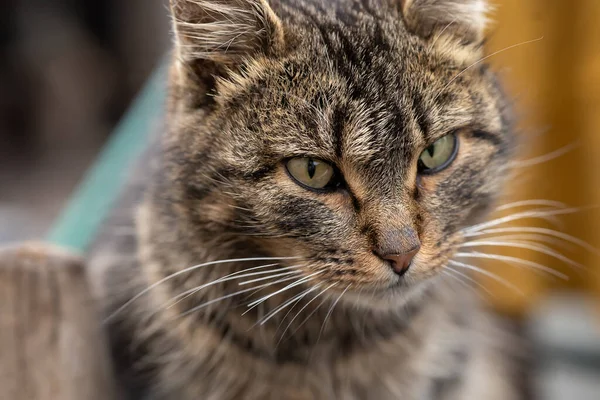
[270,18,477,136]
[252,44,475,162]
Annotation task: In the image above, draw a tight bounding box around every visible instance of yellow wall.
[482,1,600,315]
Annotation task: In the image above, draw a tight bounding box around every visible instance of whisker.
[244,271,324,313]
[285,289,335,341]
[442,267,495,298]
[448,260,524,295]
[465,207,583,233]
[508,142,578,169]
[227,204,253,212]
[237,270,301,286]
[277,283,337,345]
[314,284,351,350]
[238,232,293,239]
[274,293,310,334]
[198,171,233,187]
[180,274,303,317]
[494,199,568,212]
[435,36,544,101]
[104,256,300,323]
[439,270,489,303]
[166,264,300,308]
[463,233,573,251]
[465,227,600,255]
[461,240,585,271]
[290,285,336,332]
[429,18,457,48]
[255,286,318,328]
[454,251,568,280]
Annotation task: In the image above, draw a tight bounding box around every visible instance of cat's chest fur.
[142,303,512,400]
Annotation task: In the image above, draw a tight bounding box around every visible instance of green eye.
[418,133,458,174]
[286,157,338,190]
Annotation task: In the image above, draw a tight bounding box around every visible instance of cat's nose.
[379,247,420,276]
[373,227,421,276]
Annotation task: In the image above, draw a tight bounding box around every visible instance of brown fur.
[94,1,523,399]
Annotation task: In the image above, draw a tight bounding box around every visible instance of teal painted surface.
[47,66,166,252]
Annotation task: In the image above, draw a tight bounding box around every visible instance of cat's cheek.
[193,191,238,226]
[414,168,455,203]
[407,218,452,279]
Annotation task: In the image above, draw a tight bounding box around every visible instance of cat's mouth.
[324,256,447,303]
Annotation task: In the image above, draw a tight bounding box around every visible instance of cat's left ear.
[399,0,489,44]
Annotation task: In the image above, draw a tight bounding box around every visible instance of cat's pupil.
[307,159,316,179]
[426,145,435,158]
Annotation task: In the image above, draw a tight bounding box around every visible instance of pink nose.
[378,247,420,276]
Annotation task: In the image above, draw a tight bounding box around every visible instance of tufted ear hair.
[400,0,490,43]
[169,0,285,104]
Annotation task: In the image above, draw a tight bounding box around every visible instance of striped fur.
[95,1,523,399]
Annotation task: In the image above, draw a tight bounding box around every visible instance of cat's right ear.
[169,0,285,104]
[399,0,489,44]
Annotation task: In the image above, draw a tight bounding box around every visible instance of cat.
[92,0,524,398]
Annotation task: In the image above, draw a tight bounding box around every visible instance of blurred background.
[0,0,170,241]
[0,0,599,398]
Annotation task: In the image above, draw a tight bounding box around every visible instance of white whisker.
[465,227,600,255]
[314,284,351,350]
[253,286,318,328]
[465,207,582,233]
[463,233,573,251]
[508,143,578,169]
[461,240,585,270]
[166,263,288,308]
[455,251,568,280]
[448,260,524,295]
[440,270,488,303]
[494,199,568,212]
[436,37,543,101]
[244,271,324,313]
[238,270,301,286]
[104,256,299,323]
[285,284,336,338]
[180,274,303,317]
[274,293,309,334]
[277,283,337,344]
[227,204,253,212]
[442,267,495,297]
[429,18,456,48]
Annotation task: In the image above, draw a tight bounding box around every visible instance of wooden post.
[0,243,116,400]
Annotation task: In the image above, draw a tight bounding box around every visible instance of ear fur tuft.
[170,0,284,64]
[401,0,490,43]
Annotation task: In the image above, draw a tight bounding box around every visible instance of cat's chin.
[338,276,433,313]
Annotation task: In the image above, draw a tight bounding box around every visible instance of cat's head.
[161,0,513,309]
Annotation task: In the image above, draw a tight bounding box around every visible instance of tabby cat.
[94,0,523,398]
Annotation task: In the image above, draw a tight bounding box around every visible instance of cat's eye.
[286,157,338,191]
[418,133,459,174]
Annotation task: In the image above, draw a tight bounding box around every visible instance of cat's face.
[165,0,513,308]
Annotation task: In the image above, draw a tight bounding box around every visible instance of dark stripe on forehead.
[332,105,348,159]
[387,107,414,163]
[294,3,389,101]
[410,91,431,141]
[299,9,356,87]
